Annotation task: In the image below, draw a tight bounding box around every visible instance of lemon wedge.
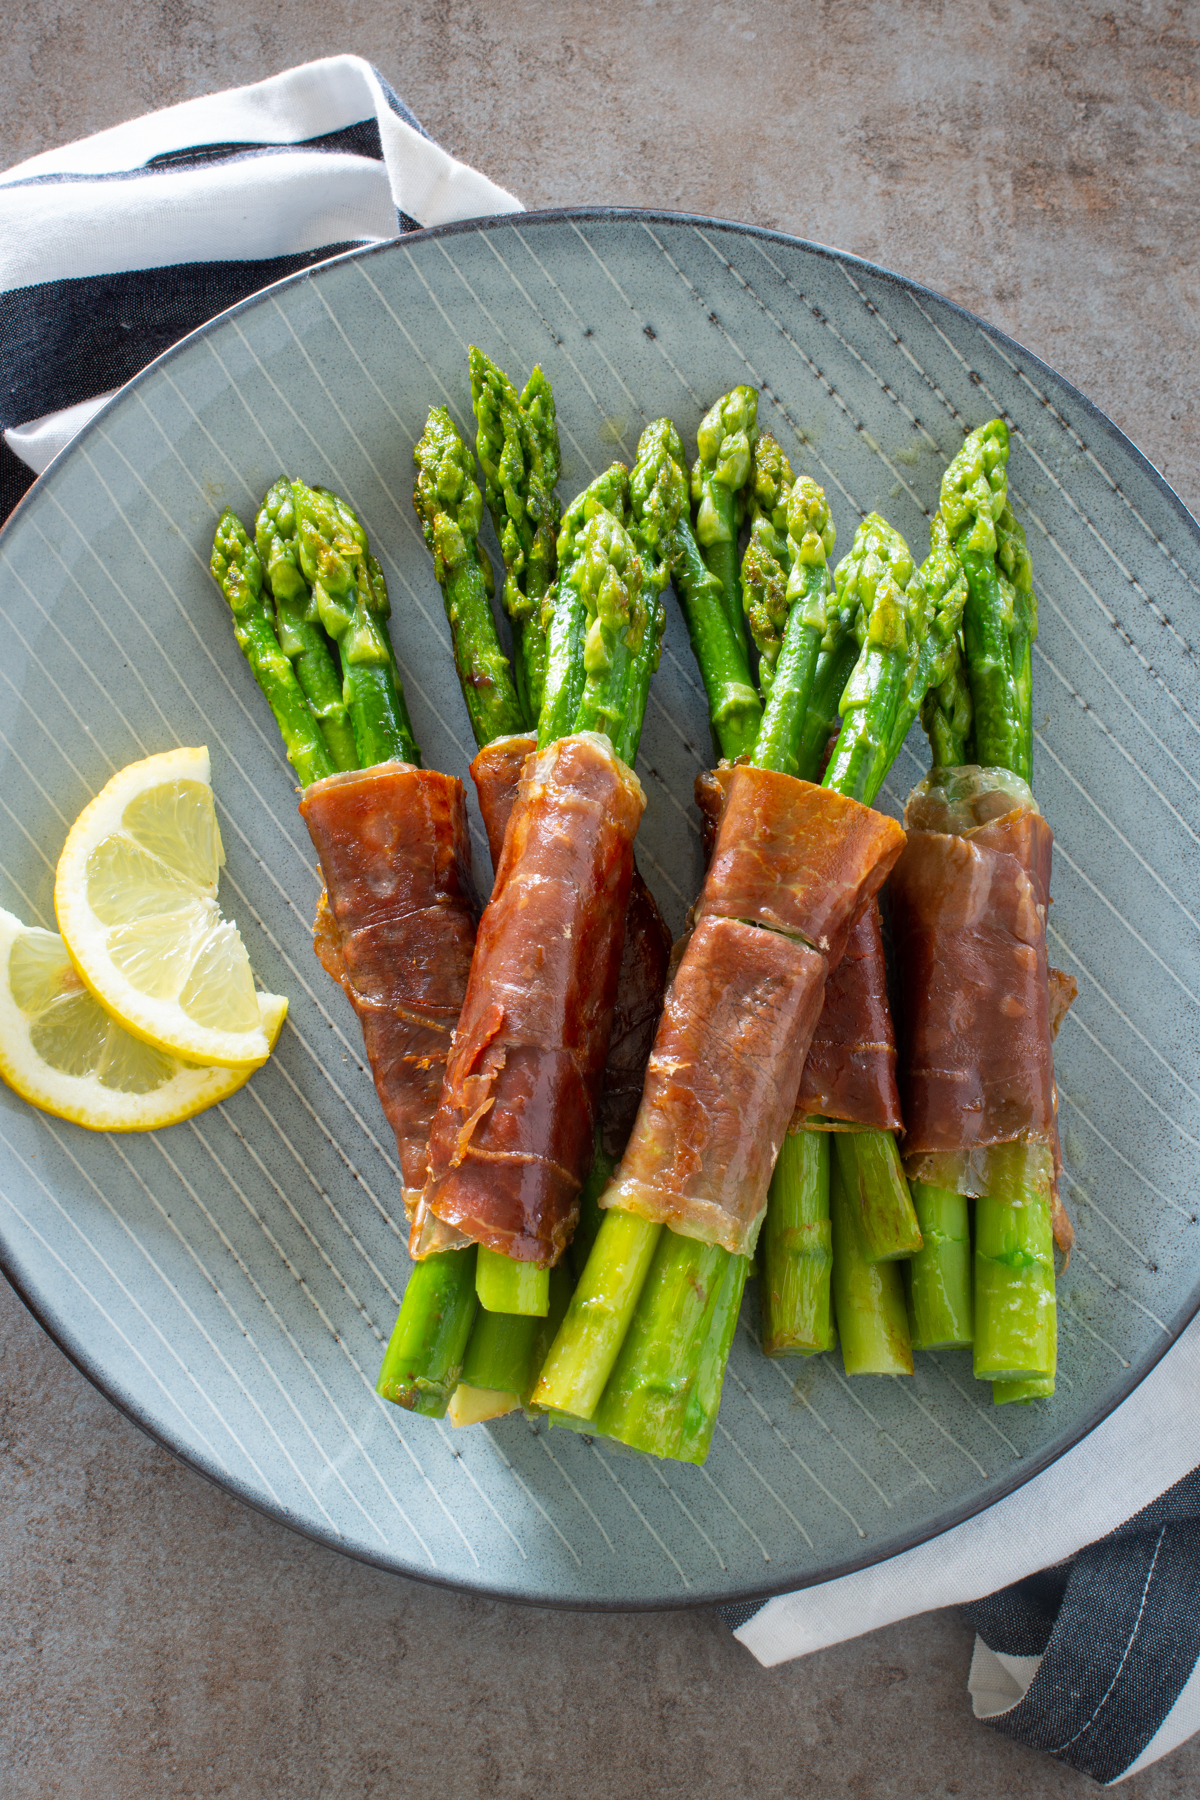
[0,908,286,1130]
[55,747,286,1068]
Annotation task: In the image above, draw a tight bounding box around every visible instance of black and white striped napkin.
[0,53,519,522]
[3,55,1198,1786]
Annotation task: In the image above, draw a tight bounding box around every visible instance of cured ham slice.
[469,733,673,1163]
[299,763,478,1217]
[694,767,902,1136]
[607,767,905,1254]
[889,765,1075,1252]
[791,899,902,1133]
[695,765,904,962]
[607,915,828,1253]
[417,732,646,1266]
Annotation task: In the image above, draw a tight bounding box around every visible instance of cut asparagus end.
[592,1234,731,1456]
[531,1208,662,1419]
[993,1373,1055,1405]
[906,1182,974,1350]
[476,1245,549,1316]
[834,1129,922,1263]
[376,1248,478,1416]
[447,1384,521,1426]
[760,1130,835,1356]
[972,1145,1056,1382]
[830,1153,913,1376]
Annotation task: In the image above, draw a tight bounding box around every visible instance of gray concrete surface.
[4,3,1200,1794]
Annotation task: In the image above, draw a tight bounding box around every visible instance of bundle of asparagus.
[377,359,675,1419]
[893,419,1073,1404]
[530,393,993,1460]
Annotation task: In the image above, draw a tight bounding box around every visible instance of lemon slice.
[55,747,286,1067]
[0,909,286,1130]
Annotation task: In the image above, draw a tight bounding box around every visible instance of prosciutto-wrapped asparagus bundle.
[895,420,1073,1401]
[420,731,645,1267]
[213,484,491,1419]
[378,394,676,1420]
[535,431,974,1456]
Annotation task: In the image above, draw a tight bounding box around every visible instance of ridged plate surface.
[1,210,1198,1608]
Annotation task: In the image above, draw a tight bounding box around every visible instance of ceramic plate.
[2,210,1198,1609]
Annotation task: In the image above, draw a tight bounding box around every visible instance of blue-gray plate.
[1,210,1198,1609]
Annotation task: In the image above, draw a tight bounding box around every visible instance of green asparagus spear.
[793,632,863,784]
[568,417,683,768]
[884,513,971,769]
[469,348,562,722]
[741,433,796,698]
[210,509,336,787]
[476,1248,549,1316]
[592,1229,731,1455]
[931,422,1053,1395]
[670,506,762,760]
[830,1149,913,1375]
[973,1144,1056,1381]
[294,482,421,767]
[675,1252,750,1464]
[751,476,838,776]
[920,635,975,769]
[466,447,667,1328]
[376,1248,479,1417]
[760,1129,835,1356]
[833,1130,922,1262]
[997,501,1038,776]
[569,508,648,753]
[624,419,688,766]
[906,1182,974,1349]
[938,419,1036,782]
[538,463,630,749]
[821,514,917,803]
[255,481,359,770]
[691,385,757,652]
[413,407,528,749]
[531,1208,663,1421]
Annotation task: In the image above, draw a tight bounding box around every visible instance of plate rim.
[2,204,1198,1613]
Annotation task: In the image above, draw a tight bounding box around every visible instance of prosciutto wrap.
[791,899,902,1133]
[889,765,1074,1249]
[299,763,478,1217]
[605,765,906,1255]
[696,769,902,1136]
[415,731,646,1266]
[471,734,673,1161]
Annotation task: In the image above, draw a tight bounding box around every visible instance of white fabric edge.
[734,1312,1200,1667]
[5,392,120,476]
[0,154,398,290]
[0,54,522,229]
[355,64,521,227]
[967,1638,1043,1720]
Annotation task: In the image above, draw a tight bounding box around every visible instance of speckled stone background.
[3,4,1200,1795]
